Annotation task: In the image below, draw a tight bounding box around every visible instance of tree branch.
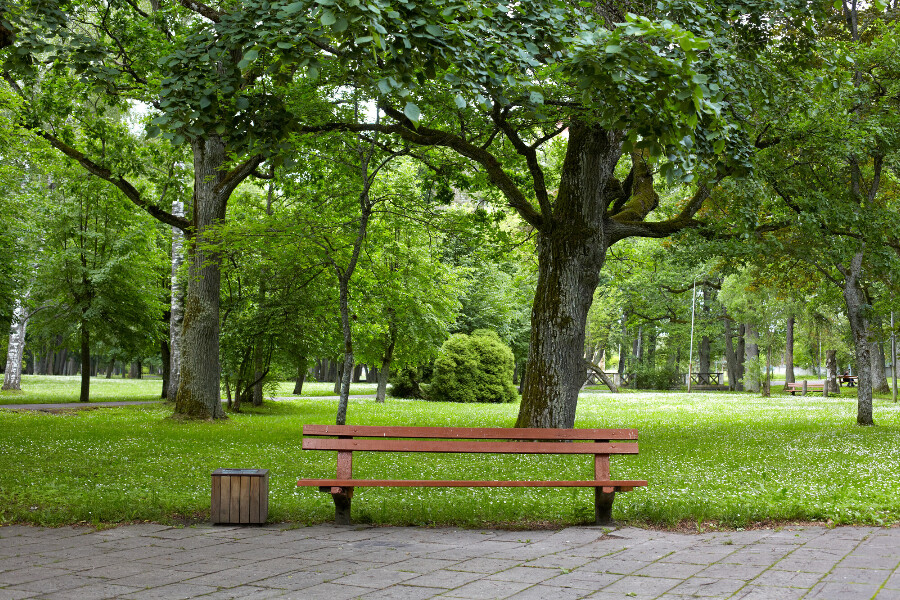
[490,102,552,218]
[36,129,191,231]
[216,154,265,199]
[177,0,221,22]
[302,110,545,228]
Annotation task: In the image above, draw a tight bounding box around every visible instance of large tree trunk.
[175,136,228,420]
[516,125,620,428]
[870,338,890,394]
[2,295,28,391]
[784,316,795,384]
[168,199,186,402]
[79,318,90,403]
[841,251,873,425]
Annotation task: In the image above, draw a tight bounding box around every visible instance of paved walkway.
[1,524,897,599]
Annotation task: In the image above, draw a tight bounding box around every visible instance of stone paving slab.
[0,524,897,599]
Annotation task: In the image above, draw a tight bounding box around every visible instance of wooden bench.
[786,382,825,395]
[296,425,647,526]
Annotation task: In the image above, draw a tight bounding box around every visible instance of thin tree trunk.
[785,316,795,384]
[376,337,395,403]
[168,199,185,402]
[826,349,838,393]
[724,316,740,391]
[841,251,874,425]
[2,295,28,391]
[79,318,90,402]
[160,339,170,399]
[293,356,308,395]
[333,361,343,395]
[745,324,760,393]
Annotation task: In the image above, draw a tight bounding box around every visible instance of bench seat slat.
[302,438,639,455]
[302,424,638,441]
[297,478,648,488]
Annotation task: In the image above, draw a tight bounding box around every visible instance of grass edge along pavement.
[0,379,898,529]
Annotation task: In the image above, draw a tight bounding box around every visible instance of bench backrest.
[302,425,639,455]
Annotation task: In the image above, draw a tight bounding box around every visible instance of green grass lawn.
[0,376,378,405]
[1,380,898,529]
[0,375,164,404]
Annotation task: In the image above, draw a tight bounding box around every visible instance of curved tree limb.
[584,360,619,393]
[36,130,191,231]
[301,111,545,228]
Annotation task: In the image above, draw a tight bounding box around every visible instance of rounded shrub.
[428,330,517,403]
[388,368,425,399]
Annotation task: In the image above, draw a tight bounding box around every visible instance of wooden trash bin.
[211,468,269,524]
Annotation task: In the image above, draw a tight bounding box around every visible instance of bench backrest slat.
[302,438,639,455]
[302,424,638,441]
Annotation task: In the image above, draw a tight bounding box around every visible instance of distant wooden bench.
[297,425,647,526]
[786,382,825,395]
[841,375,857,387]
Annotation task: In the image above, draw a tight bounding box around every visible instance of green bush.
[632,363,681,390]
[388,368,425,399]
[428,330,517,403]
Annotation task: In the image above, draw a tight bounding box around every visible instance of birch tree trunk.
[168,199,185,402]
[2,295,29,391]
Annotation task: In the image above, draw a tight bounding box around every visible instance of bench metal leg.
[595,488,615,525]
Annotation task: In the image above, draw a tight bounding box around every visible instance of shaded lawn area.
[0,376,163,405]
[0,388,898,529]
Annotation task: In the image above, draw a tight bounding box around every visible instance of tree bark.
[745,323,760,393]
[840,251,874,425]
[293,356,308,395]
[168,199,186,402]
[516,124,621,428]
[376,337,395,403]
[870,339,890,394]
[785,316,795,384]
[175,136,229,420]
[2,295,28,391]
[826,349,838,393]
[161,339,170,399]
[79,318,90,402]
